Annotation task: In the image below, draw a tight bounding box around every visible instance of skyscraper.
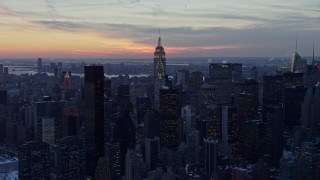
[159,88,180,149]
[207,63,242,105]
[37,58,43,73]
[84,65,105,177]
[291,41,306,73]
[204,138,219,176]
[19,141,51,179]
[154,36,166,109]
[154,36,166,81]
[35,100,65,144]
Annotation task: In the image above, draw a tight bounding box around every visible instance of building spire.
[313,43,315,61]
[295,35,298,52]
[158,36,162,47]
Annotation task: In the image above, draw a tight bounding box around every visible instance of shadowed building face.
[84,65,105,177]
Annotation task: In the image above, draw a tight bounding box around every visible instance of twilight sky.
[0,0,319,58]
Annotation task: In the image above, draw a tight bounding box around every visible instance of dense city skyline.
[0,0,319,58]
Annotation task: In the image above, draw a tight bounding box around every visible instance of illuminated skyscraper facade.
[154,37,167,109]
[154,37,166,81]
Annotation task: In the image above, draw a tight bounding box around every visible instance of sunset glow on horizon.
[0,0,319,58]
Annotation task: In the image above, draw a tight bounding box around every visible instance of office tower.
[175,69,189,90]
[262,75,283,123]
[291,51,306,73]
[84,65,105,177]
[209,63,242,81]
[159,88,180,149]
[63,106,79,136]
[35,100,65,144]
[53,136,86,179]
[283,72,304,88]
[18,141,51,179]
[234,79,259,118]
[304,64,320,88]
[179,105,194,143]
[244,120,264,163]
[105,142,121,179]
[154,36,166,109]
[221,106,239,157]
[265,106,284,167]
[199,84,219,140]
[125,149,142,180]
[189,71,203,92]
[113,109,136,176]
[145,137,160,171]
[284,86,307,127]
[208,63,242,105]
[0,64,3,74]
[37,58,43,73]
[204,138,219,176]
[301,84,320,134]
[237,92,257,122]
[221,106,229,156]
[251,66,258,81]
[144,110,160,139]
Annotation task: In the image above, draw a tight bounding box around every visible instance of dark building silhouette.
[84,65,105,177]
[263,75,283,122]
[189,71,203,92]
[144,110,160,139]
[113,109,136,176]
[53,136,86,179]
[304,64,320,88]
[105,142,121,179]
[35,100,65,144]
[18,141,51,179]
[244,120,265,163]
[145,137,160,171]
[204,137,219,177]
[302,84,320,134]
[136,96,151,124]
[284,86,307,127]
[117,84,130,107]
[0,90,7,105]
[207,63,242,105]
[37,58,43,73]
[264,106,284,167]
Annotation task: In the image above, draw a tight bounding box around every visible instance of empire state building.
[154,36,166,81]
[153,36,166,109]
